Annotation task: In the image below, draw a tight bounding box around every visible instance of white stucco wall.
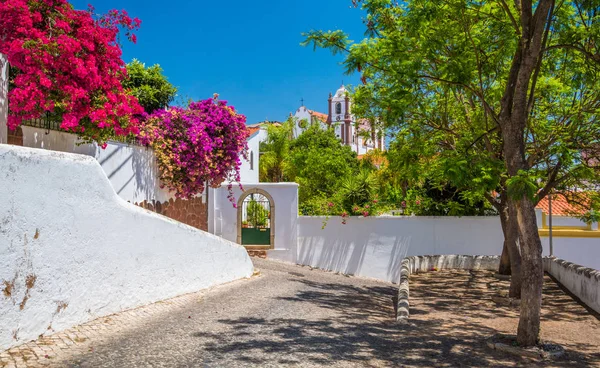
[297,216,504,283]
[544,257,600,314]
[541,237,600,270]
[0,144,254,351]
[21,126,96,156]
[19,127,262,204]
[209,183,299,263]
[550,215,589,228]
[237,131,261,184]
[18,128,187,204]
[0,53,8,145]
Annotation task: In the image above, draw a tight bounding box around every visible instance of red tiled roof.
[535,193,591,216]
[246,126,260,138]
[308,109,328,122]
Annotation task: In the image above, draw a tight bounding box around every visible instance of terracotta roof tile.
[535,192,591,216]
[307,109,328,122]
[246,126,260,138]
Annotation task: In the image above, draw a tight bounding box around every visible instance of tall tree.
[287,122,358,204]
[304,0,599,346]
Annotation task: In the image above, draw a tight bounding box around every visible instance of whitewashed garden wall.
[0,145,254,351]
[296,214,600,283]
[209,182,299,263]
[297,216,505,283]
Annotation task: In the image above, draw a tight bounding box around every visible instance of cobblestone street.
[1,259,598,367]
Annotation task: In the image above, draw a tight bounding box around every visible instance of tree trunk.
[498,200,523,298]
[498,242,511,275]
[515,197,544,346]
[506,202,522,299]
[498,208,511,276]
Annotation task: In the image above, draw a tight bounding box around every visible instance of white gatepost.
[0,53,8,144]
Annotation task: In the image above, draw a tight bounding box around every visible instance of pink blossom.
[142,96,248,201]
[0,0,143,145]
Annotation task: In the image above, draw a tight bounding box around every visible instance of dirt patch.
[55,301,69,314]
[409,270,600,367]
[19,274,37,310]
[2,279,14,298]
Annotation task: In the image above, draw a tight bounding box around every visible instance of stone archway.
[237,188,275,249]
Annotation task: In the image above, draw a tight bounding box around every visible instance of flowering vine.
[139,95,249,201]
[0,0,143,144]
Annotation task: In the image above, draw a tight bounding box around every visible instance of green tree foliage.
[246,199,269,227]
[259,118,294,182]
[288,123,359,204]
[124,59,177,114]
[339,169,378,210]
[304,0,600,346]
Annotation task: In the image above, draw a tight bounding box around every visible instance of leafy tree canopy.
[124,59,177,114]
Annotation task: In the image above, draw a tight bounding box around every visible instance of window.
[335,102,342,115]
[250,151,254,170]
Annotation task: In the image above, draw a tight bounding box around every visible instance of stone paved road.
[2,259,597,367]
[5,259,401,368]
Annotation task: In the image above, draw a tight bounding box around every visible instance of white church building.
[292,85,385,155]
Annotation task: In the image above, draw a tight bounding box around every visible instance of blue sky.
[71,0,367,124]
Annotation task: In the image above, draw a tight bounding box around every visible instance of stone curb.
[486,334,565,360]
[396,255,500,322]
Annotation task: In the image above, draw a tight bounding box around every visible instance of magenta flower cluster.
[0,0,144,144]
[140,95,249,201]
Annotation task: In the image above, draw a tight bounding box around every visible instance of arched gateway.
[237,188,274,248]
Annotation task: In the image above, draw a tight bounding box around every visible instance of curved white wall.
[298,216,504,283]
[0,145,253,351]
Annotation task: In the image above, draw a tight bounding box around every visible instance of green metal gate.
[241,194,271,246]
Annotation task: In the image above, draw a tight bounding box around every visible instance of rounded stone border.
[396,255,500,321]
[486,334,565,360]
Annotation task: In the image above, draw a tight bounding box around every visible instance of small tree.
[246,199,269,228]
[259,118,294,182]
[123,59,177,114]
[288,123,359,203]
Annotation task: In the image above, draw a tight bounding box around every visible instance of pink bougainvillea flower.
[141,95,249,202]
[0,0,143,145]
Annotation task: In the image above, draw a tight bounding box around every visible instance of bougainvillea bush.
[0,0,143,145]
[140,95,249,201]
